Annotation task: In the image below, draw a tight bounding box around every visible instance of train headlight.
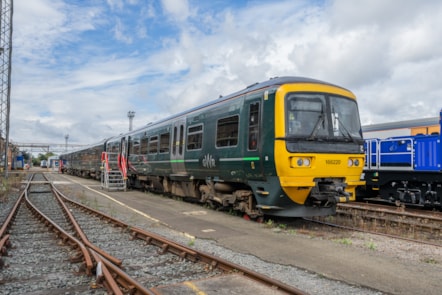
[348,158,361,167]
[297,158,303,166]
[294,157,312,167]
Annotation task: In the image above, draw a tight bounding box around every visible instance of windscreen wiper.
[335,116,361,144]
[307,114,324,141]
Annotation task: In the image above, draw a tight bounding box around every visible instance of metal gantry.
[0,0,13,177]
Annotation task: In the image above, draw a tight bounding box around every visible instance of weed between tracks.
[0,173,25,202]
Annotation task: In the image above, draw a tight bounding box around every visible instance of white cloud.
[9,0,442,150]
[161,0,190,21]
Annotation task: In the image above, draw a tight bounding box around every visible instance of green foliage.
[422,257,438,264]
[264,219,274,228]
[366,241,377,250]
[334,238,352,245]
[278,223,287,229]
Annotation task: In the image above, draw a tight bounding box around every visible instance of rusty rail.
[24,191,95,275]
[51,186,123,266]
[53,186,308,295]
[308,202,441,246]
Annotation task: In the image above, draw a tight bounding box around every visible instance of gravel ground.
[42,172,442,294]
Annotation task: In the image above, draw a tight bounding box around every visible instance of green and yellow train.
[60,77,365,218]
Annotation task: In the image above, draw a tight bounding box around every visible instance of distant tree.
[21,151,31,161]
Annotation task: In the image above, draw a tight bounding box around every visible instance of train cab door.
[171,118,186,175]
[244,98,264,179]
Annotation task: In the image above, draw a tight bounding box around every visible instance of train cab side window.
[216,115,239,147]
[160,133,170,153]
[148,135,158,154]
[248,103,260,150]
[187,125,203,150]
[140,136,148,155]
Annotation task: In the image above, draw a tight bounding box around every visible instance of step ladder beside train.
[100,152,127,191]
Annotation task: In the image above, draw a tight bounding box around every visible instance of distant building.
[362,116,439,139]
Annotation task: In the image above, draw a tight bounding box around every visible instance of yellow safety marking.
[63,176,161,223]
[183,281,207,295]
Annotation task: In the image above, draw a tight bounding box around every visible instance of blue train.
[358,110,442,210]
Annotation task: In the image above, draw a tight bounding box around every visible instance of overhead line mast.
[0,0,12,177]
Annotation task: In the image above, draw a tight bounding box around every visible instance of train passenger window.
[187,125,203,150]
[148,136,158,154]
[179,125,184,155]
[173,127,177,155]
[160,133,170,153]
[248,103,260,150]
[131,136,140,155]
[140,136,148,154]
[216,115,239,147]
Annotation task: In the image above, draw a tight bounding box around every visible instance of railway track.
[0,174,94,294]
[309,202,442,246]
[1,173,307,294]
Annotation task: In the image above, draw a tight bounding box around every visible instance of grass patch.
[365,241,377,250]
[422,257,438,264]
[334,238,352,245]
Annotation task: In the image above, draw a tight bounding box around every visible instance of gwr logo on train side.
[326,159,341,165]
[201,153,217,168]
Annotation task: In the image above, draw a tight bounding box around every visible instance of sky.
[10,0,442,149]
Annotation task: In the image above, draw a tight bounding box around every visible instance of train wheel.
[243,214,264,223]
[255,216,264,223]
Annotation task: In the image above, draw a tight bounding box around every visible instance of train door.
[244,98,264,179]
[171,118,186,174]
[119,137,128,179]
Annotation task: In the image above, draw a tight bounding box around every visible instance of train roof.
[362,117,439,132]
[127,76,350,135]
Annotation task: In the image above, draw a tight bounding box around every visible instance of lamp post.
[128,111,135,131]
[65,134,69,152]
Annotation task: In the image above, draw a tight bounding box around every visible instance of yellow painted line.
[201,229,215,233]
[183,281,207,295]
[58,175,162,224]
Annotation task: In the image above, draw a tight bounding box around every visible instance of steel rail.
[0,175,30,238]
[88,249,124,295]
[304,217,442,248]
[90,249,156,295]
[338,202,442,221]
[24,189,95,274]
[53,186,308,295]
[0,194,24,264]
[0,174,31,268]
[305,201,442,247]
[51,185,123,267]
[49,183,170,294]
[337,202,442,233]
[23,176,129,293]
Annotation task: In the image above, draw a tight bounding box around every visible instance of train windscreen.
[285,93,363,153]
